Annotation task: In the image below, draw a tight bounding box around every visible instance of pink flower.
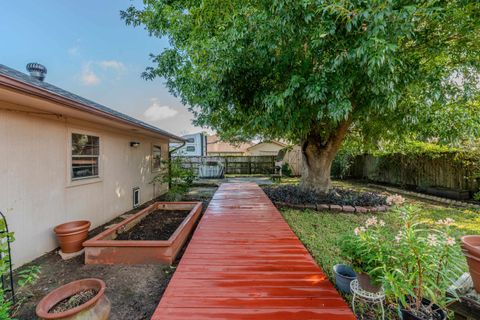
[395,231,403,243]
[386,194,405,206]
[427,234,439,247]
[437,218,455,226]
[365,217,378,227]
[446,237,455,246]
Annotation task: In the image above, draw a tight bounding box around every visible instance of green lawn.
[280,180,480,317]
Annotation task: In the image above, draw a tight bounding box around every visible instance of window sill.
[66,176,103,188]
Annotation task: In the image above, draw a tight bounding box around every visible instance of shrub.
[340,216,389,285]
[152,157,195,201]
[342,205,464,317]
[381,206,463,314]
[281,163,292,177]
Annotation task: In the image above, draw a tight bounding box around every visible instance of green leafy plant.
[11,265,41,318]
[473,191,480,202]
[0,212,41,319]
[281,163,292,177]
[340,216,390,286]
[380,206,464,316]
[152,157,195,201]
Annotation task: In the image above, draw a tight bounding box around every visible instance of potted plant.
[340,216,390,293]
[381,206,463,320]
[460,235,480,292]
[333,264,357,294]
[36,278,110,320]
[54,220,91,253]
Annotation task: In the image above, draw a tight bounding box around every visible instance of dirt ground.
[13,186,217,320]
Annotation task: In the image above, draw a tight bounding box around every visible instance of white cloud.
[143,99,178,121]
[68,46,80,56]
[98,60,125,72]
[81,63,100,86]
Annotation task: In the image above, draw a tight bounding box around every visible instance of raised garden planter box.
[83,202,202,265]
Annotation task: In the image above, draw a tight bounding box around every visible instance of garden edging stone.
[274,201,391,213]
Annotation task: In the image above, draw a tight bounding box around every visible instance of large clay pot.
[36,278,110,320]
[357,272,381,293]
[54,221,91,253]
[461,235,480,292]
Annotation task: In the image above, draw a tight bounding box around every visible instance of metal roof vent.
[26,63,47,81]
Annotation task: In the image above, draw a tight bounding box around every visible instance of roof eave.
[0,74,186,143]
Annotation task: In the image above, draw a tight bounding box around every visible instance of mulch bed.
[49,289,97,313]
[263,185,387,207]
[116,210,190,241]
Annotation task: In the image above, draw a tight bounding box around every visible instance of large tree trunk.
[299,119,351,193]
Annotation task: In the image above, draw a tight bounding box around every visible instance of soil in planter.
[49,289,97,313]
[116,210,190,241]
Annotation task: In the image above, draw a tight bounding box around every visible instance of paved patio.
[152,183,355,319]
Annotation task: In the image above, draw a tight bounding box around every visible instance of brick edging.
[273,201,390,213]
[368,184,480,210]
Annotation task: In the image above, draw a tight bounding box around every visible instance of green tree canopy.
[122,0,480,192]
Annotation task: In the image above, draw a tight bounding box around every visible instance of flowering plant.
[340,216,391,285]
[381,205,463,316]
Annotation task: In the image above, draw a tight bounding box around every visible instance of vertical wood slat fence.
[175,156,276,175]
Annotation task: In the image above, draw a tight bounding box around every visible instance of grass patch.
[281,182,480,318]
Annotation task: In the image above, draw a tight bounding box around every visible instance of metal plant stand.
[350,279,385,320]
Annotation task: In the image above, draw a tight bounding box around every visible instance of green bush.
[152,157,195,201]
[281,163,292,177]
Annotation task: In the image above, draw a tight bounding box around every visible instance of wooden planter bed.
[83,202,202,265]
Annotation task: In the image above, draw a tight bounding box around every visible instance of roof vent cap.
[26,63,47,81]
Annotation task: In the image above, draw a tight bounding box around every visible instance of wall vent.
[133,187,140,208]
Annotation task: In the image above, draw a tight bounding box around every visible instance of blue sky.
[0,0,203,135]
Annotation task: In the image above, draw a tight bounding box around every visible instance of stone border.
[273,201,390,213]
[368,184,480,210]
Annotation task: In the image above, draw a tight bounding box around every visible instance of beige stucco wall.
[0,103,169,267]
[246,142,284,156]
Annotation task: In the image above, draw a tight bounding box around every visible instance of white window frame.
[152,144,162,172]
[67,128,103,187]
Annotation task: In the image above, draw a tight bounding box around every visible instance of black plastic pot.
[398,297,446,320]
[333,264,356,294]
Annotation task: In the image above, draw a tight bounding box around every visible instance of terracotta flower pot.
[461,235,480,293]
[54,221,91,253]
[357,272,381,293]
[36,278,110,320]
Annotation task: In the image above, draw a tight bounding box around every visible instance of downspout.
[168,140,186,189]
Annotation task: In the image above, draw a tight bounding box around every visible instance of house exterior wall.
[246,142,284,156]
[0,103,169,267]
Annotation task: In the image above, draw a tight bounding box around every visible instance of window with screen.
[71,133,100,180]
[152,145,162,171]
[186,146,196,152]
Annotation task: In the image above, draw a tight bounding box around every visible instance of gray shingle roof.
[0,64,184,142]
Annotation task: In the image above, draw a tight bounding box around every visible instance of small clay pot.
[36,278,110,320]
[54,221,91,253]
[357,272,381,293]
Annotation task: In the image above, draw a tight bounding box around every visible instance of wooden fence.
[348,153,479,193]
[176,156,276,175]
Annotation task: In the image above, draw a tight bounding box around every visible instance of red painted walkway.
[151,183,355,319]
